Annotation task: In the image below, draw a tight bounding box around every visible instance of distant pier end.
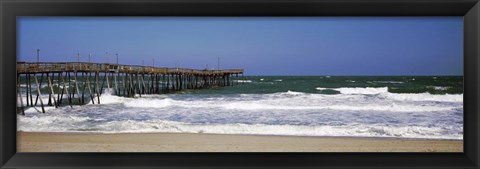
[16,62,244,114]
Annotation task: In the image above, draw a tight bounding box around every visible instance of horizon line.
[242,75,464,77]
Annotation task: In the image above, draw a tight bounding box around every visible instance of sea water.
[17,76,463,139]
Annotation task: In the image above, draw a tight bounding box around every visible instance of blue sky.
[18,17,463,76]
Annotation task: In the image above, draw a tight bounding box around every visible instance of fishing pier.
[16,62,244,115]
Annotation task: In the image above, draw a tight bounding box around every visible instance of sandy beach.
[17,132,463,152]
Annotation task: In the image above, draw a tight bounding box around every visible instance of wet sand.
[17,132,463,152]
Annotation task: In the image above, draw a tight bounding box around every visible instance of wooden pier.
[16,62,244,115]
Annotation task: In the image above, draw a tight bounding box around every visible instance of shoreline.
[16,131,462,141]
[17,132,463,152]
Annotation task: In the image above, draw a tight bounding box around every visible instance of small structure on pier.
[16,62,244,115]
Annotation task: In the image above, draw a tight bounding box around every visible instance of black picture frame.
[1,0,479,168]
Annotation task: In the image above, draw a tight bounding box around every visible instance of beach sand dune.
[17,132,462,152]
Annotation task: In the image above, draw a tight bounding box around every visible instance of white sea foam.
[86,88,131,105]
[283,90,305,96]
[234,80,253,83]
[316,87,389,94]
[19,84,49,89]
[23,106,57,114]
[274,79,283,82]
[17,118,462,139]
[116,94,457,112]
[84,89,461,113]
[124,98,174,108]
[314,87,462,102]
[335,87,389,95]
[384,93,462,102]
[428,86,450,91]
[17,88,463,139]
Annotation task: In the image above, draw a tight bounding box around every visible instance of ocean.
[17,76,463,140]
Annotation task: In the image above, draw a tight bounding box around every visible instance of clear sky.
[18,17,463,76]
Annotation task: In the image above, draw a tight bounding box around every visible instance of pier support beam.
[17,74,25,115]
[33,75,45,113]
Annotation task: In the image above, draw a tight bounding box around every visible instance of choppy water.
[17,76,463,139]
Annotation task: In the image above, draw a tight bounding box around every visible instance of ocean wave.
[335,87,389,94]
[281,90,305,96]
[313,87,462,102]
[75,88,463,112]
[120,99,455,112]
[85,88,132,105]
[111,91,460,112]
[17,88,463,139]
[316,87,389,95]
[16,84,463,140]
[124,98,175,108]
[384,93,462,102]
[427,86,450,91]
[374,81,405,84]
[18,112,96,131]
[17,94,58,107]
[23,106,58,113]
[16,119,462,139]
[95,121,460,139]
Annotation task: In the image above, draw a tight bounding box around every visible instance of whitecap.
[234,80,252,83]
[335,87,389,95]
[427,86,450,91]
